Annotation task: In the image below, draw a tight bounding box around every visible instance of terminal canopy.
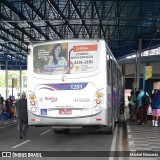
[0,0,160,69]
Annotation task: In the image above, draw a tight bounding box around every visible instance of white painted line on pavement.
[118,125,123,150]
[12,140,31,149]
[40,129,51,135]
[118,127,124,160]
[110,125,118,151]
[0,124,15,129]
[109,125,118,160]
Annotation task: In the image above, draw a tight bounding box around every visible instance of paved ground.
[1,108,160,160]
[0,119,115,160]
[125,107,160,160]
[0,118,17,127]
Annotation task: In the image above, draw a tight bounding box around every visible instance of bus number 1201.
[70,84,83,90]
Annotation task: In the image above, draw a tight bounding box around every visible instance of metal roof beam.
[48,0,78,38]
[1,16,160,22]
[25,0,62,39]
[0,53,25,62]
[21,23,159,30]
[70,0,91,38]
[0,43,27,61]
[0,25,28,46]
[0,37,27,55]
[1,0,50,40]
[93,1,105,38]
[0,62,26,66]
[118,55,160,65]
[0,42,18,53]
[0,26,28,52]
[0,13,37,41]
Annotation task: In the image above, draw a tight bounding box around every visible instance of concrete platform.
[125,106,160,160]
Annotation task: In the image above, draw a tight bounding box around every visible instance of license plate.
[59,109,72,115]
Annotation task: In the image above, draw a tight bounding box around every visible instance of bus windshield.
[33,42,98,75]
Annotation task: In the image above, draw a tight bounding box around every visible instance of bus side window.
[118,69,121,87]
[115,68,118,87]
[107,55,111,85]
[117,70,120,87]
[110,59,113,84]
[113,62,117,87]
[112,61,114,85]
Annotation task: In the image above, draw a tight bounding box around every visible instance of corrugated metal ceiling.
[0,0,160,69]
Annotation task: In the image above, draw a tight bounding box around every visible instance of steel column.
[5,61,8,99]
[136,39,142,90]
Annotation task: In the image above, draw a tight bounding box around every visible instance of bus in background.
[27,39,124,134]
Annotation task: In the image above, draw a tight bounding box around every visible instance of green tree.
[0,71,27,88]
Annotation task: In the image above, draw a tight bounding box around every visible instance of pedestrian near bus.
[151,90,160,126]
[128,91,134,120]
[0,94,4,113]
[135,90,140,121]
[128,92,137,121]
[15,92,28,139]
[6,96,14,118]
[137,88,150,125]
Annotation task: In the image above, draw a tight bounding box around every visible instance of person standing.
[6,96,14,118]
[151,90,160,126]
[15,92,28,139]
[128,91,134,120]
[137,88,150,125]
[0,94,4,113]
[128,92,137,121]
[135,90,140,121]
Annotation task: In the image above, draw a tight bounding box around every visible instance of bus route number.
[70,84,83,90]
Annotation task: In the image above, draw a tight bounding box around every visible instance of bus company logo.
[39,97,43,102]
[45,97,57,102]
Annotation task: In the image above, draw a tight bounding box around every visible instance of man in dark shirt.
[15,92,28,139]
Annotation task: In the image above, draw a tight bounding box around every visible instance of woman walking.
[151,90,160,126]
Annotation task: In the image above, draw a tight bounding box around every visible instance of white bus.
[27,39,124,134]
